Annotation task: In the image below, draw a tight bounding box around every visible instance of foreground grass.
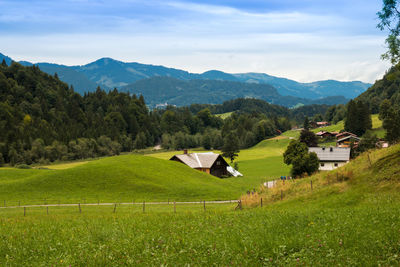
[0,194,399,266]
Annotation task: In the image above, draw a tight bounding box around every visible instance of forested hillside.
[0,61,298,165]
[356,64,400,113]
[121,76,348,108]
[0,61,158,165]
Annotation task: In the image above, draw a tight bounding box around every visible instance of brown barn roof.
[170,152,227,169]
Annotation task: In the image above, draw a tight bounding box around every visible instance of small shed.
[309,147,351,170]
[170,152,231,178]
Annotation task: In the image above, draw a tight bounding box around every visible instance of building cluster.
[315,131,361,148]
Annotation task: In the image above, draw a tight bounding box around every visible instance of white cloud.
[0,0,390,83]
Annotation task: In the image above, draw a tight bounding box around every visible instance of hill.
[0,53,369,101]
[356,64,400,113]
[121,76,348,108]
[243,142,400,208]
[0,154,242,204]
[234,73,370,99]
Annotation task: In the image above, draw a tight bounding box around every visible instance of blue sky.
[0,0,390,83]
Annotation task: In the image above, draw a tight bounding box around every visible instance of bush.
[15,164,32,169]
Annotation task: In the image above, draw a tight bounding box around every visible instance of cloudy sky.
[0,0,391,83]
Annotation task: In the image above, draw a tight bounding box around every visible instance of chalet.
[316,121,330,127]
[337,136,361,148]
[309,147,351,171]
[315,131,336,138]
[170,151,242,178]
[335,131,357,140]
[310,121,330,129]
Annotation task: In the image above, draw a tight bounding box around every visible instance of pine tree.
[221,132,240,163]
[303,116,310,130]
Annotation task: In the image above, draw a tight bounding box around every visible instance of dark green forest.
[0,61,297,165]
[1,60,395,166]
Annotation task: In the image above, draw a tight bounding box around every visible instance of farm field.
[1,143,399,266]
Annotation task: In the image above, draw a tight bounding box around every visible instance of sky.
[0,0,391,83]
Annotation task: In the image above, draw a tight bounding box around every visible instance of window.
[320,163,325,167]
[216,161,221,166]
[334,163,338,167]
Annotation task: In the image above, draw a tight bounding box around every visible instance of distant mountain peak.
[0,52,371,101]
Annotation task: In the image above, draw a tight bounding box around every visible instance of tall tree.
[303,116,310,130]
[283,140,319,177]
[377,0,400,64]
[299,129,318,147]
[345,100,372,136]
[221,132,240,163]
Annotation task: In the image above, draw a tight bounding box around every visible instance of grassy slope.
[311,114,384,136]
[215,111,233,119]
[148,137,292,190]
[0,154,246,204]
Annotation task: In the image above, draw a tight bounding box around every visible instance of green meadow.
[0,115,398,266]
[1,143,399,266]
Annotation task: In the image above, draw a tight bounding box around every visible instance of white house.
[308,147,351,171]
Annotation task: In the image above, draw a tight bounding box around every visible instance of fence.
[0,200,240,216]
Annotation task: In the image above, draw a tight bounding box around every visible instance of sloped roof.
[336,131,357,138]
[170,152,227,168]
[308,147,350,162]
[337,136,361,143]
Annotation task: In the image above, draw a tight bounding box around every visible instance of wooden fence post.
[203,200,206,211]
[24,207,26,216]
[113,203,117,213]
[78,203,81,213]
[311,180,313,191]
[174,201,176,213]
[367,153,372,167]
[143,201,145,213]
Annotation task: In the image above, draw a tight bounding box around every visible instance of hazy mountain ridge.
[121,76,349,108]
[0,52,369,102]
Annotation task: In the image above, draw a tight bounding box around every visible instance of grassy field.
[0,155,248,205]
[0,115,397,266]
[215,111,233,119]
[0,144,399,266]
[148,137,291,190]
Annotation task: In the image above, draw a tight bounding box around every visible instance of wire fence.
[0,199,240,216]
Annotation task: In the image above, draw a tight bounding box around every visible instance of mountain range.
[0,53,371,107]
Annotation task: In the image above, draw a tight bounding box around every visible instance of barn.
[170,151,233,178]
